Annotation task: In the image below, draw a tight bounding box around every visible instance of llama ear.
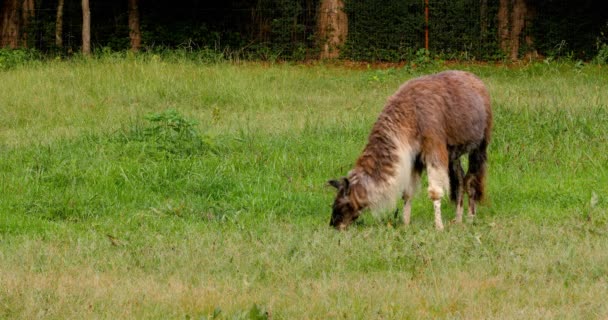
[328,179,342,189]
[342,177,350,191]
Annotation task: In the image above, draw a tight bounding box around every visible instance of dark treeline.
[1,0,607,61]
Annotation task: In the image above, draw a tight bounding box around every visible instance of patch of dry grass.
[2,216,608,319]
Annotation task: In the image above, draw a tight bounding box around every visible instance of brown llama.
[328,70,492,230]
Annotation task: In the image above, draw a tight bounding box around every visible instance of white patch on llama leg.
[433,200,444,231]
[427,165,449,230]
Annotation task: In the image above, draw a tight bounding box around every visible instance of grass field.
[1,57,607,319]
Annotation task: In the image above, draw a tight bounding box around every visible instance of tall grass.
[0,58,607,318]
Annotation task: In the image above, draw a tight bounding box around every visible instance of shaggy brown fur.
[329,70,492,230]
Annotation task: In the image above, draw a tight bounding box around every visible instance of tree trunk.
[497,0,510,56]
[480,0,488,38]
[509,0,526,60]
[317,0,348,59]
[523,2,537,59]
[128,0,141,52]
[55,0,64,48]
[497,0,530,61]
[251,0,270,43]
[82,0,91,55]
[0,0,21,48]
[20,0,34,47]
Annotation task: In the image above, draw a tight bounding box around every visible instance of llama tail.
[465,139,489,202]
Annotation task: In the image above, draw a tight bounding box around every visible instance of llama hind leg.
[468,195,477,218]
[466,175,479,219]
[449,158,465,223]
[465,142,488,220]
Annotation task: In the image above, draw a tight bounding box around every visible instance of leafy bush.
[119,109,216,157]
[530,2,606,60]
[0,48,40,70]
[593,44,608,65]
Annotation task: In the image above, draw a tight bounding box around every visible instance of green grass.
[1,58,607,319]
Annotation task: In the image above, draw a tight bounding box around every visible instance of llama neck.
[355,141,399,182]
[351,137,416,213]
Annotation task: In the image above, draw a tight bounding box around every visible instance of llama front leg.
[427,164,449,231]
[402,167,420,226]
[433,199,443,230]
[402,195,412,226]
[424,140,450,230]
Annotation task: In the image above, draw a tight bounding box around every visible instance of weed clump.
[118,109,216,157]
[593,43,608,65]
[0,48,40,70]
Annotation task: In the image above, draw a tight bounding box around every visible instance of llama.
[328,70,492,230]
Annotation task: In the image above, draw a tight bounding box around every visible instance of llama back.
[391,70,491,147]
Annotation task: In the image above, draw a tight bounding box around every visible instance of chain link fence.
[15,0,608,61]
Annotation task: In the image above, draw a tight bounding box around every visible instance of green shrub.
[593,43,608,65]
[119,109,216,157]
[0,48,40,70]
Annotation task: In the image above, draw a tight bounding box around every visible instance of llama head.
[328,177,363,230]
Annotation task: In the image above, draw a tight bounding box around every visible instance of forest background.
[1,0,607,63]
